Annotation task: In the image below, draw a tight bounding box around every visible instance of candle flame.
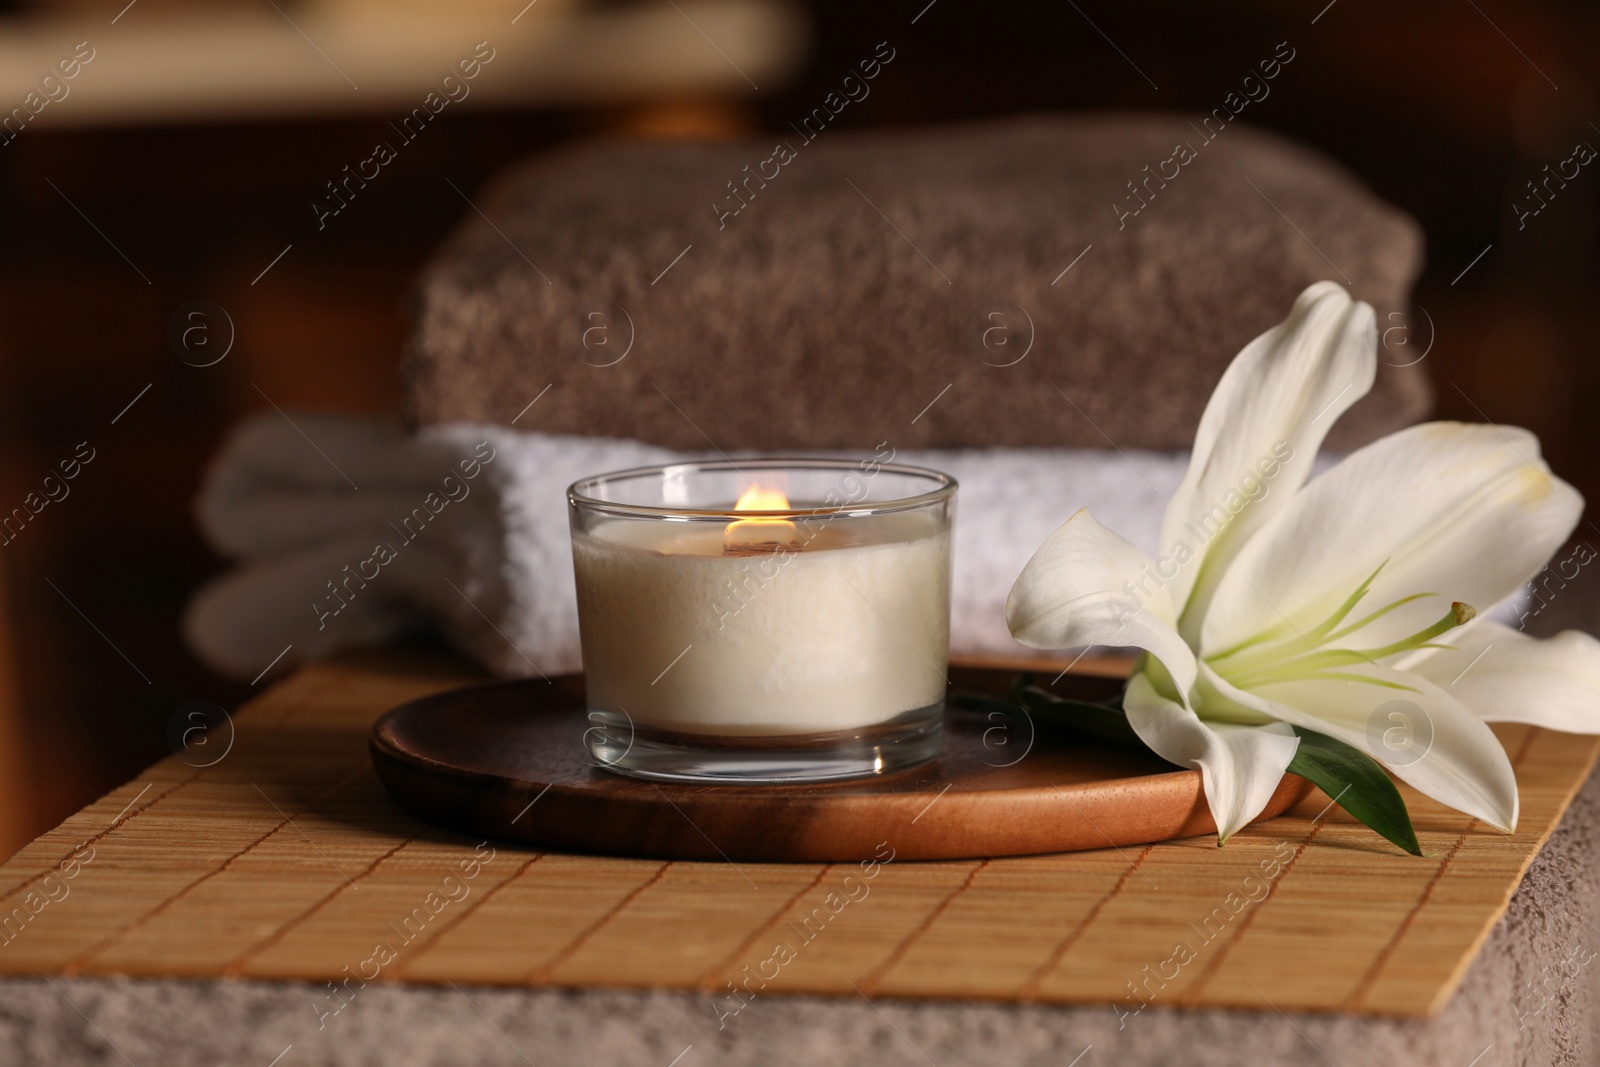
[733,485,791,512]
[724,484,799,553]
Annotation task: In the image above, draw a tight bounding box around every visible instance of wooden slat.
[0,655,1591,1017]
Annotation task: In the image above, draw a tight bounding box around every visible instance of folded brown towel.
[407,114,1428,450]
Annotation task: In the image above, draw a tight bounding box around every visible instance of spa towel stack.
[190,114,1434,680]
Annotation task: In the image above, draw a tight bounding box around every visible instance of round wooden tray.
[369,666,1311,862]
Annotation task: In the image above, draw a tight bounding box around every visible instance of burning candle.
[568,459,955,782]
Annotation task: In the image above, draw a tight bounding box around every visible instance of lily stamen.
[1226,602,1476,690]
[1207,561,1396,665]
[1339,601,1476,664]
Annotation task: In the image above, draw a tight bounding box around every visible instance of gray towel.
[407,113,1428,452]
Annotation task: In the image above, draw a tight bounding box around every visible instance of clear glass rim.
[567,457,957,519]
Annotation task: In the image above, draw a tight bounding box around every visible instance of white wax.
[572,511,950,735]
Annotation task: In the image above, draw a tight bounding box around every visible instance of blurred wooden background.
[1,0,1597,857]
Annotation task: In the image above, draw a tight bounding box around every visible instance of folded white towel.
[185,414,1198,681]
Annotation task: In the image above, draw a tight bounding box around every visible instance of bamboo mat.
[0,654,1594,1018]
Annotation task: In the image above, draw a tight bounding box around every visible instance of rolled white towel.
[184,413,1196,680]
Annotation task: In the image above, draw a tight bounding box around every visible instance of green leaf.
[1010,683,1145,748]
[949,686,1143,749]
[954,675,1147,749]
[1286,727,1422,856]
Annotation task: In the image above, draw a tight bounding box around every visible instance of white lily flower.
[1007,281,1600,842]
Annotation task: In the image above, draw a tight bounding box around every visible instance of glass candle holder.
[567,458,955,783]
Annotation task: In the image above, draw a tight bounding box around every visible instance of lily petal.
[1405,619,1600,733]
[1207,663,1520,831]
[1125,671,1300,842]
[1160,281,1376,639]
[1202,423,1582,661]
[1006,508,1198,700]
